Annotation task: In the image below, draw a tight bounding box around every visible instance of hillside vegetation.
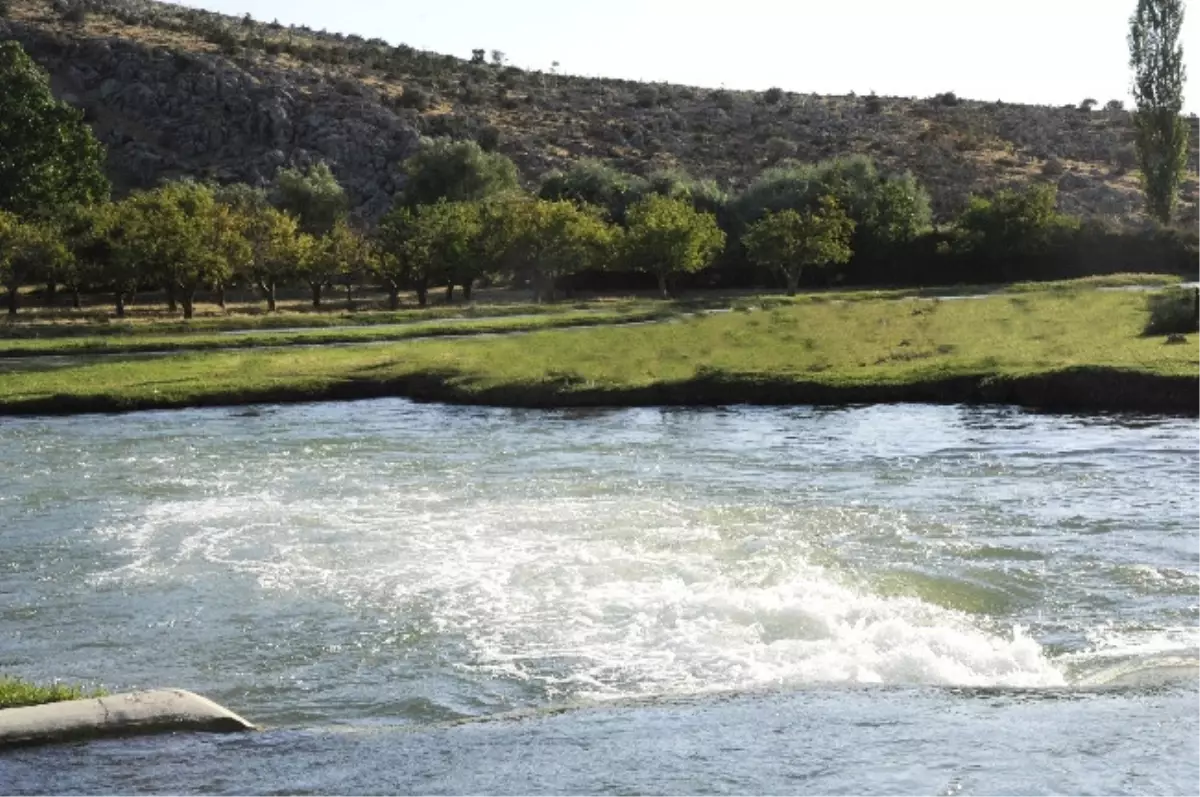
[2,0,1197,225]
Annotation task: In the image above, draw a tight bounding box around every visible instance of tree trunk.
[262,281,277,312]
[216,285,227,310]
[310,283,322,308]
[6,285,18,316]
[181,289,196,320]
[45,281,58,306]
[345,281,354,311]
[166,283,177,313]
[785,269,801,297]
[461,281,473,302]
[445,284,454,303]
[387,285,400,310]
[415,283,428,308]
[657,272,670,299]
[71,287,81,309]
[115,292,126,318]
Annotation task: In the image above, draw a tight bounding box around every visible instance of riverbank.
[0,290,1194,416]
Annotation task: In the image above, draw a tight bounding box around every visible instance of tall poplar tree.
[1129,0,1189,224]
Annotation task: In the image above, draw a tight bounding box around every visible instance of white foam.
[89,489,1068,696]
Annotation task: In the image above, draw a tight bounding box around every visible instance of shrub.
[711,89,735,111]
[864,92,884,114]
[934,91,959,106]
[1112,144,1138,174]
[635,85,659,108]
[476,124,501,152]
[763,86,784,105]
[61,2,87,23]
[398,85,434,111]
[1041,158,1066,177]
[1079,97,1098,111]
[1106,98,1125,111]
[1145,286,1199,335]
[0,0,10,17]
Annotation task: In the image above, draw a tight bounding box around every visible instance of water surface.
[1,401,1196,794]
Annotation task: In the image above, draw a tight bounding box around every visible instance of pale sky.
[177,0,1199,113]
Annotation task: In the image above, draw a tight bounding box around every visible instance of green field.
[1,287,1194,415]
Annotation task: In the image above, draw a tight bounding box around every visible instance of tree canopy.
[0,41,109,219]
[742,196,855,295]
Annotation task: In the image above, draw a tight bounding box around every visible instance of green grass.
[0,289,1193,415]
[0,306,684,357]
[0,676,108,709]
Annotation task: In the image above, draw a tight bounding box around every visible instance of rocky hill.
[2,0,1198,226]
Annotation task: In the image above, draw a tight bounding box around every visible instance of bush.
[635,85,659,108]
[1079,97,1098,111]
[763,87,784,105]
[1106,99,1125,111]
[1112,144,1138,174]
[934,91,959,106]
[711,89,735,111]
[61,3,87,23]
[398,85,434,111]
[864,93,884,114]
[1041,158,1066,177]
[1145,287,1199,335]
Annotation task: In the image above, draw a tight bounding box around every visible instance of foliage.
[235,203,305,311]
[0,41,109,219]
[504,198,616,300]
[0,676,107,709]
[732,155,931,259]
[400,138,520,207]
[111,182,236,319]
[539,159,649,224]
[1128,0,1189,223]
[763,87,785,105]
[1145,286,1198,334]
[952,183,1080,273]
[271,161,348,236]
[0,210,69,314]
[623,195,726,296]
[742,196,855,294]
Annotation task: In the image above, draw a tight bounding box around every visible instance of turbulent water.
[1,401,1197,795]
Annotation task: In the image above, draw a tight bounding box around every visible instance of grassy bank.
[0,677,107,710]
[0,290,1194,416]
[0,306,685,358]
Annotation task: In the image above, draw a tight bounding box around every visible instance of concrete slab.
[0,689,255,747]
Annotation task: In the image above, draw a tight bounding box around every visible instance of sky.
[176,0,1199,113]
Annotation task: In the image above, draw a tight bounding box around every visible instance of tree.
[0,41,109,218]
[953,183,1080,276]
[401,201,482,306]
[0,211,68,315]
[504,198,615,301]
[113,182,233,319]
[1129,0,1189,223]
[539,160,648,225]
[400,138,520,207]
[623,195,726,297]
[271,162,348,236]
[742,196,855,295]
[732,155,931,260]
[373,206,419,309]
[215,185,303,312]
[315,220,374,310]
[56,203,112,310]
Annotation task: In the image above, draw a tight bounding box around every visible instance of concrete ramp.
[0,689,255,747]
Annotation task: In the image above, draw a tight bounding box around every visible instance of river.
[1,401,1196,794]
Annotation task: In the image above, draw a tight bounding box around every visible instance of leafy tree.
[504,198,616,301]
[0,211,68,315]
[402,201,482,306]
[113,182,233,319]
[56,203,112,310]
[732,155,930,259]
[539,160,648,225]
[1128,0,1189,224]
[952,183,1080,275]
[623,195,726,297]
[320,220,375,310]
[400,138,520,207]
[373,206,419,309]
[272,162,348,236]
[215,184,304,312]
[0,41,109,218]
[742,196,855,295]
